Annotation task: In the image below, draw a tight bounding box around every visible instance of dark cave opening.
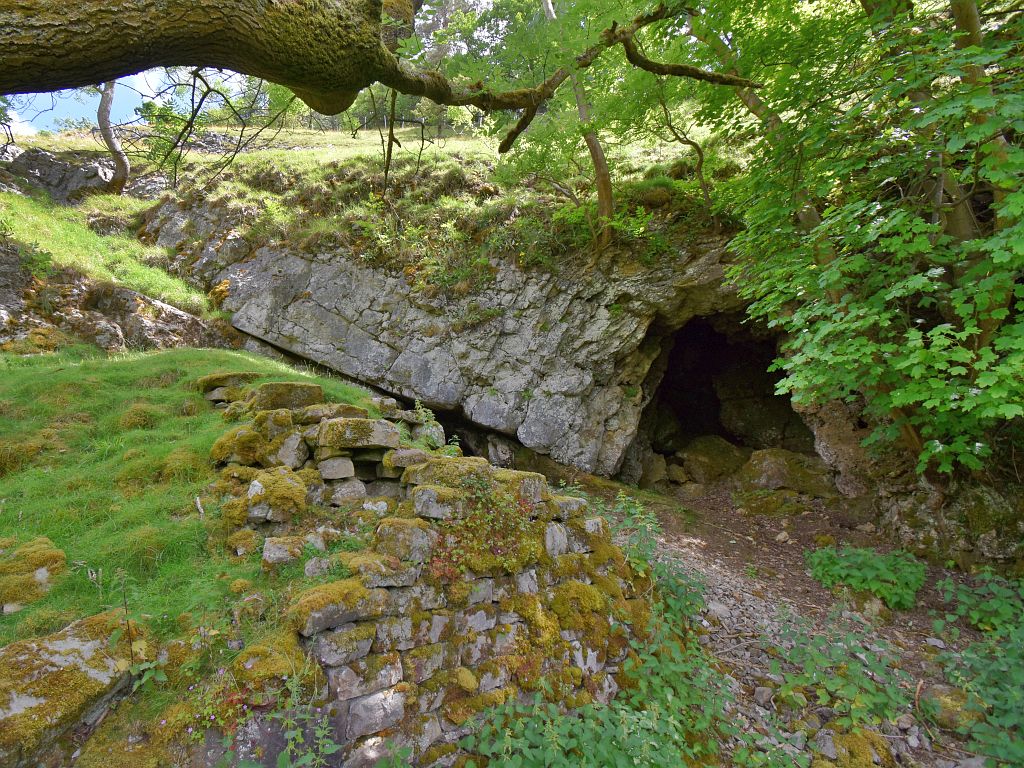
[643,317,815,457]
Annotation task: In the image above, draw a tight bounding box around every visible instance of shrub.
[931,572,1024,762]
[806,546,925,610]
[770,611,910,729]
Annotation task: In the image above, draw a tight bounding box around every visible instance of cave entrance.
[642,317,814,459]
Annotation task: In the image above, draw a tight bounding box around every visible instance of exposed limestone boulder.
[677,435,751,484]
[881,480,1024,564]
[2,147,113,202]
[0,611,147,768]
[141,196,742,475]
[734,448,836,499]
[83,283,208,349]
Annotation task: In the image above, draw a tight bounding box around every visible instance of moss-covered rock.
[232,629,312,691]
[247,381,324,411]
[317,417,401,449]
[374,518,438,563]
[811,730,896,768]
[245,466,307,524]
[733,488,811,517]
[294,402,370,424]
[735,448,836,499]
[0,611,148,768]
[289,579,391,636]
[401,456,492,487]
[677,435,751,483]
[209,424,268,466]
[194,371,261,393]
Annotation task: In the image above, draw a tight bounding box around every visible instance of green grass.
[0,346,373,644]
[0,191,209,314]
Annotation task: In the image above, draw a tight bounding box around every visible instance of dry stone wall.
[202,378,651,767]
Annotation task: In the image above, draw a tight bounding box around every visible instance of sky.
[8,71,166,135]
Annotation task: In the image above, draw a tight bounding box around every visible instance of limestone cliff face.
[142,198,743,476]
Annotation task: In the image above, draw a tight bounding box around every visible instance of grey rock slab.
[328,652,402,701]
[347,687,405,740]
[318,457,356,480]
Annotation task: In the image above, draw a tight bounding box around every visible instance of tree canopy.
[2,0,1022,475]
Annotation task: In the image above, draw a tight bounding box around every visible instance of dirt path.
[649,487,986,768]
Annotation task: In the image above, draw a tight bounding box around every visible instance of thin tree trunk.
[541,0,614,249]
[689,11,927,459]
[97,81,130,194]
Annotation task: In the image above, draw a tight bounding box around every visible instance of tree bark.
[0,0,389,114]
[97,81,130,194]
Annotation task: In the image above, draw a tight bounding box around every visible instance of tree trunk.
[540,0,614,248]
[97,81,130,194]
[0,0,389,114]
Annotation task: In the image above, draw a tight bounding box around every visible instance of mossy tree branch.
[0,0,759,151]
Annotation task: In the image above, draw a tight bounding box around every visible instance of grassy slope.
[0,346,372,644]
[0,190,209,314]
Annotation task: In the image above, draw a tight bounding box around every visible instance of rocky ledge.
[140,195,743,476]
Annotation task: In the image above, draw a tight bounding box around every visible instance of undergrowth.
[463,494,803,767]
[806,546,926,610]
[932,571,1024,763]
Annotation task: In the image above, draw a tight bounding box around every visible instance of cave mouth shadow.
[644,317,815,456]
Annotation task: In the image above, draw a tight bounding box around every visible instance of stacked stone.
[202,377,650,767]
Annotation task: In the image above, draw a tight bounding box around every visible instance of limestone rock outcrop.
[0,612,146,768]
[140,196,743,476]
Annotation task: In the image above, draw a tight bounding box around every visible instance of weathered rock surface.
[0,612,145,768]
[0,146,168,202]
[0,246,222,354]
[140,197,743,475]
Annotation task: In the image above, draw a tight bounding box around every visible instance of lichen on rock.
[0,611,148,768]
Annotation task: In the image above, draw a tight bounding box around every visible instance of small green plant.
[440,432,461,458]
[930,572,1024,762]
[935,570,1024,637]
[464,565,800,767]
[806,546,925,610]
[770,611,911,729]
[937,621,1024,764]
[607,492,661,577]
[130,658,169,693]
[413,399,437,426]
[18,241,56,279]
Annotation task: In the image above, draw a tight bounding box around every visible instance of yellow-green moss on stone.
[0,611,149,766]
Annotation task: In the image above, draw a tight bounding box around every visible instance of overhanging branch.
[379,3,761,152]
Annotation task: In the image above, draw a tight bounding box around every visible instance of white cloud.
[121,70,169,103]
[6,109,38,135]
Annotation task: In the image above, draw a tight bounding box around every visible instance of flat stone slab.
[318,418,401,450]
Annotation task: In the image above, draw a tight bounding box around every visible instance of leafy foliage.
[707,3,1024,474]
[806,546,925,610]
[932,572,1024,763]
[770,612,911,730]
